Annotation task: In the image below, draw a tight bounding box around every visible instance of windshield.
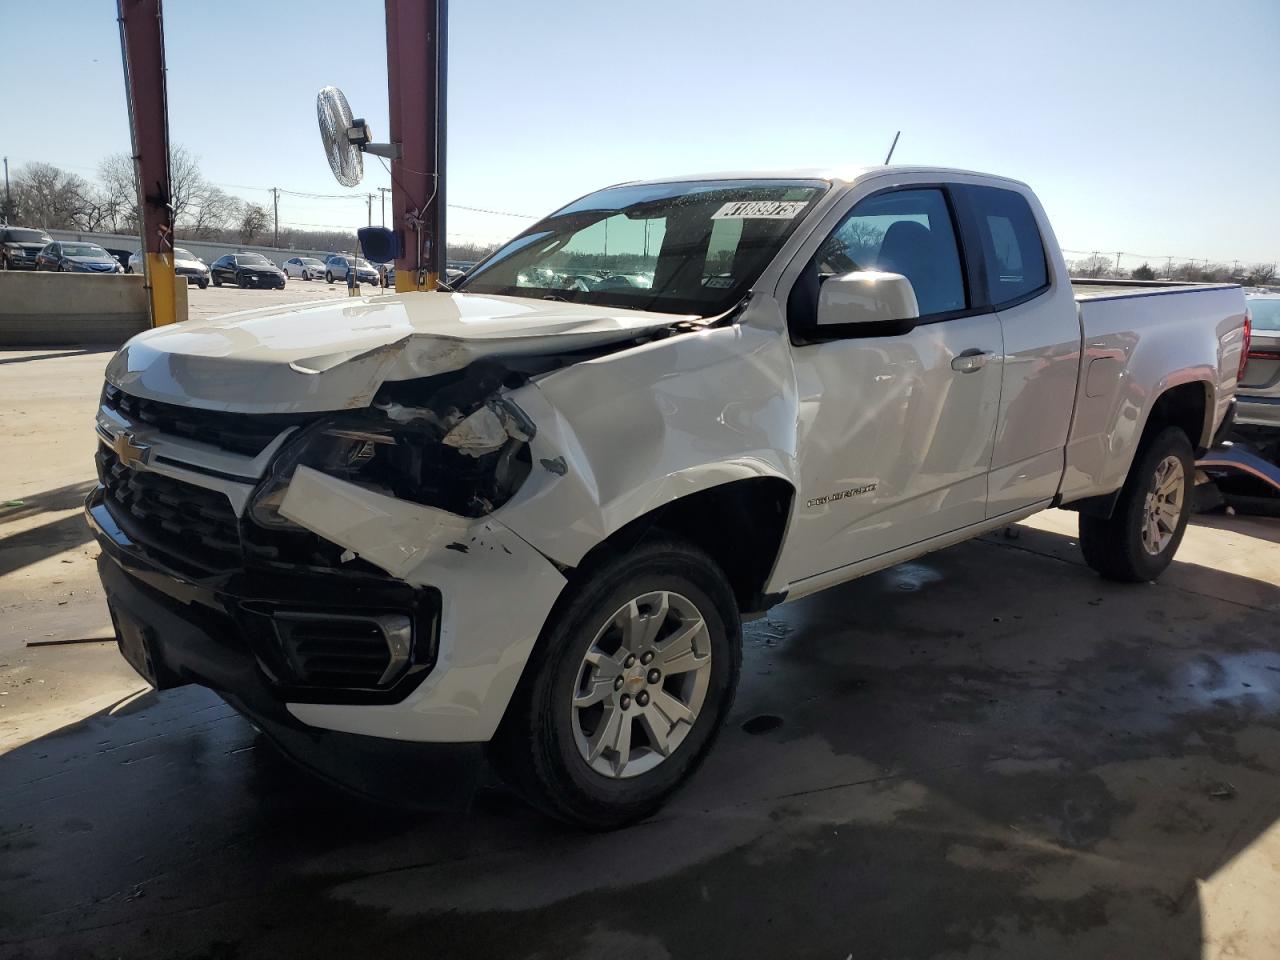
[5,229,51,243]
[301,258,324,266]
[1249,297,1280,331]
[459,179,828,315]
[174,248,197,260]
[63,244,107,257]
[236,254,270,264]
[356,259,374,269]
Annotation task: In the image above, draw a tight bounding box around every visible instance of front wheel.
[1079,425,1194,582]
[197,279,208,289]
[492,538,741,830]
[325,271,334,284]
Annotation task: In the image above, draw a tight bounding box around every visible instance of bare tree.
[11,163,93,229]
[187,186,242,239]
[97,153,139,233]
[238,203,270,244]
[1245,263,1277,286]
[1072,254,1113,278]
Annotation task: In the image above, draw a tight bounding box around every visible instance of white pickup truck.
[89,166,1248,827]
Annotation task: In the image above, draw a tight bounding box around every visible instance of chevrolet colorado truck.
[88,167,1248,828]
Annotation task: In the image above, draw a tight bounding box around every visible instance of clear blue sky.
[3,0,1277,264]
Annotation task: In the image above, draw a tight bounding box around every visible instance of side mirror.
[816,271,920,335]
[357,226,402,264]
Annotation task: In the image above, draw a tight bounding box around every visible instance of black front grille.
[102,384,306,457]
[97,447,242,570]
[270,614,409,689]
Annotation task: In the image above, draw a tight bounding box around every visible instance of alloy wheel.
[570,590,712,779]
[1141,454,1184,555]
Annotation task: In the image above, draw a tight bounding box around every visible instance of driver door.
[777,184,1004,585]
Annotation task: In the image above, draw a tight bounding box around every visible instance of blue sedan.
[35,241,124,274]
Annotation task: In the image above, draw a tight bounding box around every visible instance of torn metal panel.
[279,466,472,578]
[105,291,688,414]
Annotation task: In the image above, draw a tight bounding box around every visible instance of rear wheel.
[325,270,334,284]
[493,538,741,830]
[1079,425,1194,582]
[236,272,248,289]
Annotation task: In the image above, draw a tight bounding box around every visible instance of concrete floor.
[2,319,1279,960]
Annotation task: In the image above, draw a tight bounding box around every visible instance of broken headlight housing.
[249,399,536,530]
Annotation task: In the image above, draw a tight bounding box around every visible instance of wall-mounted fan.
[316,85,400,187]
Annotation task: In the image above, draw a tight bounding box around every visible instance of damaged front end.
[249,360,539,536]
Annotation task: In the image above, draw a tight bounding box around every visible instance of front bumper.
[88,488,483,807]
[240,272,286,288]
[88,487,442,704]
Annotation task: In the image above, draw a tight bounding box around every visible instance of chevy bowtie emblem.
[112,430,151,469]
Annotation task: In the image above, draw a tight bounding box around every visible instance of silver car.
[1239,292,1280,432]
[128,247,210,288]
[282,256,326,280]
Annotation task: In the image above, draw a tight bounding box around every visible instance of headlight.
[249,400,536,531]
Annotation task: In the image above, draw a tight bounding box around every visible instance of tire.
[1079,425,1194,582]
[325,271,334,284]
[492,538,741,830]
[236,272,247,289]
[213,275,222,287]
[198,279,208,289]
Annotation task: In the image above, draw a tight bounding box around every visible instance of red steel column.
[385,0,447,292]
[117,0,177,325]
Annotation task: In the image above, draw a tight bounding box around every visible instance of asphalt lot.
[1,291,1278,959]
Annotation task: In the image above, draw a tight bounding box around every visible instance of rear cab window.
[963,185,1050,308]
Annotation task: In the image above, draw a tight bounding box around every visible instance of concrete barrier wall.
[0,272,186,346]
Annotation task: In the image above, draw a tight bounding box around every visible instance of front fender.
[493,323,800,569]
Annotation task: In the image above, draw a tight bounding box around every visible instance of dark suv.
[209,253,286,289]
[1,227,54,270]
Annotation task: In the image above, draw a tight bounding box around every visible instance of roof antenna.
[883,131,901,164]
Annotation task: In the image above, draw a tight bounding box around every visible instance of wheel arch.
[1065,379,1212,519]
[568,476,795,616]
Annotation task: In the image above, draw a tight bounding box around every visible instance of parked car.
[0,227,54,270]
[128,248,210,288]
[1235,291,1280,436]
[209,253,286,289]
[282,256,326,280]
[323,253,378,284]
[87,166,1246,829]
[105,249,133,272]
[35,241,123,273]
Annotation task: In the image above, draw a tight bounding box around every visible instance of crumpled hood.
[106,290,689,413]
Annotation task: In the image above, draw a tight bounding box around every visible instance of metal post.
[117,0,177,327]
[385,0,447,291]
[379,186,390,227]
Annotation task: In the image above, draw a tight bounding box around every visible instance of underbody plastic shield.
[278,468,567,742]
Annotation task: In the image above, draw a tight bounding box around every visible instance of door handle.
[951,350,993,373]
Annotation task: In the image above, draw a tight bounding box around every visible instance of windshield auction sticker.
[712,200,809,220]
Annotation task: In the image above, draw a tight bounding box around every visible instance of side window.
[814,188,966,317]
[966,186,1048,307]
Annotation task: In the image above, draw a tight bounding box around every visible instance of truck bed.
[1070,279,1237,301]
